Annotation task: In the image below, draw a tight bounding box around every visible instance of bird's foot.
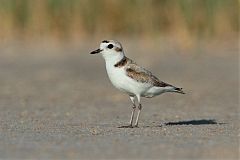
[118,124,134,128]
[133,125,139,128]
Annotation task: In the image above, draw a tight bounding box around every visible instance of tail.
[173,87,185,94]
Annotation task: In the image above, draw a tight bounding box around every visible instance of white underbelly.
[106,67,151,96]
[142,86,165,97]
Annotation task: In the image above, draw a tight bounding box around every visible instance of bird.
[90,40,185,128]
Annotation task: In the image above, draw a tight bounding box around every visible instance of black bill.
[90,48,103,54]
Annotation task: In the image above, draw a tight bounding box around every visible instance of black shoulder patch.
[114,57,127,67]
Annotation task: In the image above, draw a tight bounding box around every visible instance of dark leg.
[134,103,142,127]
[118,96,136,128]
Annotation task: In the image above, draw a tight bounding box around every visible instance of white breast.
[105,63,152,96]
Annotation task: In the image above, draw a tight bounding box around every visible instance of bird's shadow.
[163,119,225,126]
[142,119,225,128]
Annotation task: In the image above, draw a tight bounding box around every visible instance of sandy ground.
[0,39,239,159]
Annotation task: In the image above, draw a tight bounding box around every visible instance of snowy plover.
[90,40,185,128]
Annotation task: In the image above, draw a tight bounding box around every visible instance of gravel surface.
[0,40,239,159]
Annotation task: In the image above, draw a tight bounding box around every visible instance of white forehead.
[100,40,122,49]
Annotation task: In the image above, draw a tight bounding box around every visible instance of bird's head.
[90,40,125,61]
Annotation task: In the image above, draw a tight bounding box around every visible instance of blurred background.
[0,0,238,45]
[0,0,239,159]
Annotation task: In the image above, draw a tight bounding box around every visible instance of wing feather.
[125,59,172,87]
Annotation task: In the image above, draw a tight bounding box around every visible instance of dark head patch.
[102,40,109,43]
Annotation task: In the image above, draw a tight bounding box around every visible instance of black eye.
[107,44,114,49]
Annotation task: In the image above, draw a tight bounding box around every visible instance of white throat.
[102,51,125,66]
